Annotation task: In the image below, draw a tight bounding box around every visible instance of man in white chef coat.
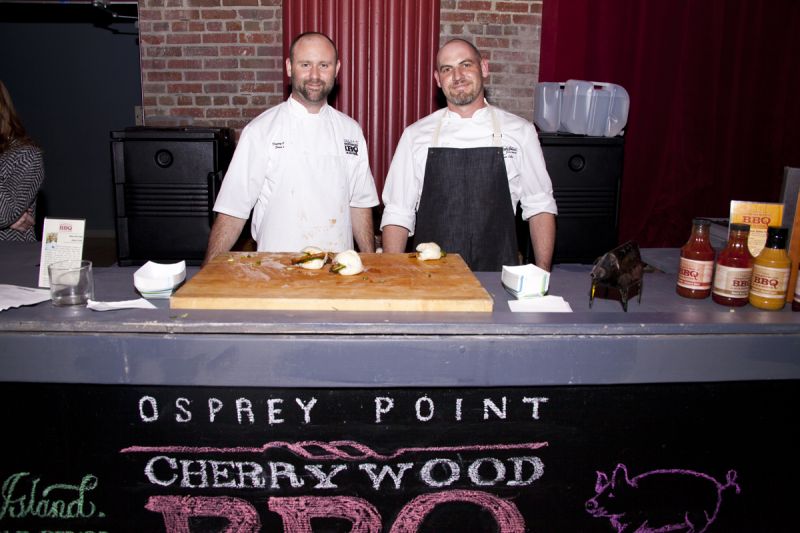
[205,32,378,263]
[380,38,557,271]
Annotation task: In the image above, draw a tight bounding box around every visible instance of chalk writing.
[123,439,549,531]
[389,490,525,533]
[139,455,544,490]
[0,472,102,520]
[585,463,740,532]
[121,439,548,459]
[4,380,794,531]
[139,395,319,425]
[145,491,526,533]
[136,394,549,425]
[375,395,549,423]
[145,495,261,531]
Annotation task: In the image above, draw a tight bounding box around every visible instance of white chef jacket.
[214,96,379,252]
[380,104,557,235]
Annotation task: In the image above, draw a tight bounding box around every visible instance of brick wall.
[137,0,543,130]
[138,0,284,131]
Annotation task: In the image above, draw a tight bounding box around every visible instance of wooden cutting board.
[170,252,494,312]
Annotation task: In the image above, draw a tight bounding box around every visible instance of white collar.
[287,95,329,117]
[442,99,491,120]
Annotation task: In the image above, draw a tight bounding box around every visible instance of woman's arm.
[0,145,44,229]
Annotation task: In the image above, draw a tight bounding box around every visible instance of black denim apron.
[413,107,518,271]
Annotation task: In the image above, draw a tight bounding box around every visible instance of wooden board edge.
[170,296,494,313]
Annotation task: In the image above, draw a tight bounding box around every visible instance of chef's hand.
[10,207,35,232]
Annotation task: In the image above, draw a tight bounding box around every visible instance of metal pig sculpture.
[589,241,644,312]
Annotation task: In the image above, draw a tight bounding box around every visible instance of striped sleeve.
[0,142,45,242]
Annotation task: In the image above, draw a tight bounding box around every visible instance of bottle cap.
[729,223,750,232]
[692,218,711,227]
[765,226,788,248]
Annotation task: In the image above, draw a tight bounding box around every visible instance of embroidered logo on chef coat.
[272,141,285,149]
[344,139,359,156]
[503,145,518,159]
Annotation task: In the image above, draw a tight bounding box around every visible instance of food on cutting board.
[291,246,329,270]
[331,250,364,275]
[415,242,446,261]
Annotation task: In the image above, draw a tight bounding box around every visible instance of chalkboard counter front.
[1,241,798,532]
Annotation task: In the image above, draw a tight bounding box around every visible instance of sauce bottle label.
[677,258,714,289]
[712,265,752,298]
[750,264,791,299]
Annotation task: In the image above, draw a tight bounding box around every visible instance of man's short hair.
[438,38,483,64]
[289,31,339,63]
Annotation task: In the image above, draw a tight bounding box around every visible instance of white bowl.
[501,263,550,299]
[133,260,186,298]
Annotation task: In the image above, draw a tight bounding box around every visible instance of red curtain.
[283,0,441,196]
[540,0,800,247]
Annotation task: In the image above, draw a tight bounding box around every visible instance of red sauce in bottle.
[677,218,715,299]
[712,223,753,307]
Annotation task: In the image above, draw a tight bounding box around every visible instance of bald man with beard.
[380,38,557,272]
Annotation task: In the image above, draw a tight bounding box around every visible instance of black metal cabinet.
[111,127,234,265]
[537,133,624,264]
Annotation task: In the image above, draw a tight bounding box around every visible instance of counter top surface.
[2,242,799,387]
[1,242,797,336]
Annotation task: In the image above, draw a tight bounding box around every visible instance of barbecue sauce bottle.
[749,226,791,310]
[712,223,753,307]
[677,218,715,298]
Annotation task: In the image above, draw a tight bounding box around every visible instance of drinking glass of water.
[48,260,94,306]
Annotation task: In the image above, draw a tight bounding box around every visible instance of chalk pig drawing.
[585,463,740,532]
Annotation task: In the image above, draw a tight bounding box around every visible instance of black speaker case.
[536,133,624,265]
[110,127,234,266]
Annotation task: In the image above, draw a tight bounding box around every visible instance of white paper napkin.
[508,295,573,313]
[87,298,157,311]
[0,284,52,312]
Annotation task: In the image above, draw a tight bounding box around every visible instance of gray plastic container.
[536,80,629,137]
[533,82,563,133]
